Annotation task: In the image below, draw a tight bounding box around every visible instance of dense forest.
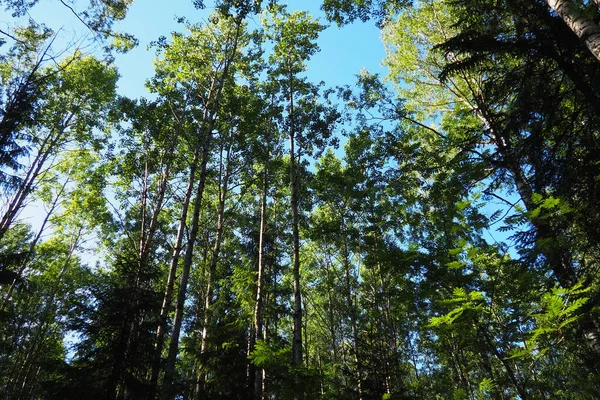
[1,0,600,399]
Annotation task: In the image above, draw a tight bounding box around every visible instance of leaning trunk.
[474,95,600,357]
[1,173,69,310]
[546,0,600,62]
[0,119,70,240]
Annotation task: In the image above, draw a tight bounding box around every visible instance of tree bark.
[1,172,69,310]
[157,20,242,399]
[479,324,528,399]
[0,117,71,240]
[150,148,198,397]
[341,222,364,400]
[161,140,210,400]
[138,132,176,278]
[472,93,600,357]
[289,78,304,384]
[8,227,81,399]
[546,0,600,62]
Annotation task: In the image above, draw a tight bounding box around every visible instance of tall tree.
[261,9,337,394]
[0,53,117,294]
[381,0,600,386]
[150,11,249,400]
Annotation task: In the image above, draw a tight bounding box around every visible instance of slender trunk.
[477,329,504,400]
[289,76,303,396]
[151,148,199,394]
[372,231,397,396]
[0,111,73,238]
[141,138,177,264]
[136,149,175,365]
[195,145,231,398]
[1,173,69,310]
[161,141,210,400]
[106,311,135,400]
[447,339,473,400]
[507,158,600,355]
[546,0,600,62]
[324,258,338,365]
[139,140,150,274]
[157,21,241,397]
[262,196,277,399]
[143,140,177,395]
[8,227,81,399]
[261,295,270,399]
[303,296,309,365]
[341,226,363,400]
[472,88,600,357]
[249,163,269,400]
[479,325,528,399]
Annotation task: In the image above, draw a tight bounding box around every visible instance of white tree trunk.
[546,0,600,62]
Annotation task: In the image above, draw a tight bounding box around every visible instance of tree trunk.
[479,324,528,399]
[0,49,46,199]
[463,79,600,358]
[161,140,210,400]
[341,225,364,400]
[546,0,600,62]
[138,133,176,281]
[0,118,70,240]
[249,162,268,400]
[1,172,69,310]
[289,79,304,390]
[323,258,338,366]
[157,21,242,399]
[8,227,81,399]
[195,145,231,398]
[150,148,199,396]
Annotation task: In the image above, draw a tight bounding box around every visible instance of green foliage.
[510,283,590,359]
[429,288,485,328]
[3,1,600,399]
[322,0,407,27]
[0,223,31,286]
[0,22,51,190]
[477,378,496,398]
[249,340,291,369]
[249,341,321,399]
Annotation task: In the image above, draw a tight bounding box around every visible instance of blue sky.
[0,0,389,244]
[110,1,387,98]
[1,0,517,255]
[2,1,388,97]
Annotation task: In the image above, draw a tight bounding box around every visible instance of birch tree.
[546,0,600,62]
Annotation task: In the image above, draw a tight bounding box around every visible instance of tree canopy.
[1,0,600,399]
